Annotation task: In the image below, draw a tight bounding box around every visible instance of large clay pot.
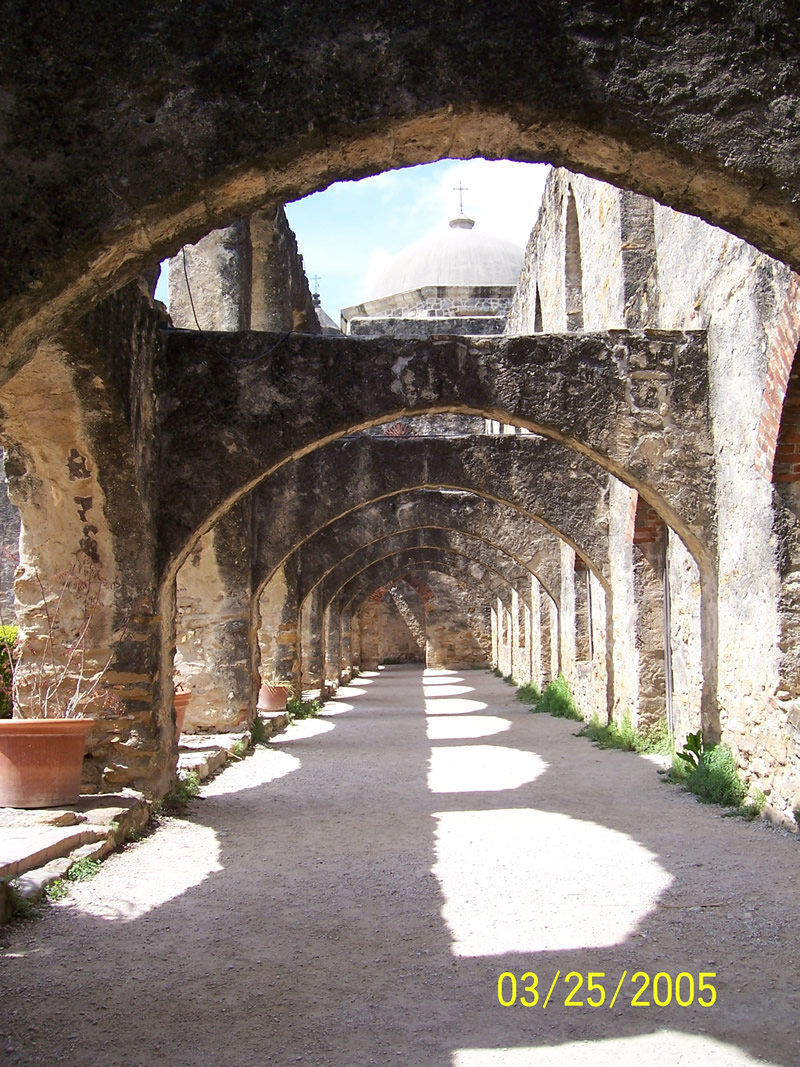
[0,718,93,808]
[257,684,289,712]
[173,690,191,733]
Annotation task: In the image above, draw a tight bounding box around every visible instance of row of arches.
[0,7,799,821]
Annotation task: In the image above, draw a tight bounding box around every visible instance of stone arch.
[314,552,508,683]
[349,562,495,673]
[290,490,562,606]
[6,7,800,370]
[249,435,614,596]
[318,529,534,614]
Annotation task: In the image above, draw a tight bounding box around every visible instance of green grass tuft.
[67,857,101,882]
[516,681,542,705]
[578,713,672,755]
[286,696,323,721]
[683,743,747,807]
[536,674,583,721]
[251,714,268,745]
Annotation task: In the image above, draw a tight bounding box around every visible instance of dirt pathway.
[1,666,798,1065]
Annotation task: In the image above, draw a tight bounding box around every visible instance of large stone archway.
[3,3,800,368]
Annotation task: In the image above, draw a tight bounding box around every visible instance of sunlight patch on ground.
[279,719,335,741]
[426,715,511,740]
[201,749,302,796]
[323,701,355,714]
[423,669,464,680]
[452,1032,779,1066]
[428,745,546,792]
[423,683,475,697]
[425,697,489,715]
[433,809,671,955]
[67,822,222,923]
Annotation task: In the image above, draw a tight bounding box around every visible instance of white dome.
[369,217,524,300]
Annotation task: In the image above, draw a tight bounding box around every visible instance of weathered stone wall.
[169,207,319,334]
[0,457,20,619]
[343,285,515,331]
[257,560,301,693]
[0,281,174,794]
[357,586,425,670]
[424,572,489,669]
[174,498,256,733]
[511,165,800,816]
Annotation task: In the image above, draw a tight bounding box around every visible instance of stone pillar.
[339,606,353,679]
[632,499,670,731]
[528,577,542,689]
[666,533,704,744]
[258,560,301,694]
[168,220,252,331]
[609,481,641,724]
[323,604,341,691]
[301,586,325,691]
[358,597,380,670]
[1,284,172,796]
[559,542,577,685]
[174,498,256,733]
[510,586,528,684]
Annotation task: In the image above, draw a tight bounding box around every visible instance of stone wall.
[424,572,489,669]
[169,207,320,334]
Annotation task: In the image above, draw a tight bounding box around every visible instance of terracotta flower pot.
[173,690,191,733]
[0,718,93,808]
[257,684,289,712]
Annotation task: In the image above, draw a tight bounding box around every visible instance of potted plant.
[173,682,191,734]
[257,672,293,712]
[0,562,122,808]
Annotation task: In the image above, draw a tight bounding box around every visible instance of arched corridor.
[2,667,796,1066]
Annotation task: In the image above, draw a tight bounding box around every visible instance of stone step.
[177,715,287,781]
[0,792,152,921]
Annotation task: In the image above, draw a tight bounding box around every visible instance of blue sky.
[156,159,549,322]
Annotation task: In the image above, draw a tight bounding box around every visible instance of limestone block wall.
[423,572,489,669]
[174,506,256,734]
[0,458,20,620]
[357,595,422,670]
[509,164,800,816]
[257,561,301,693]
[169,207,320,334]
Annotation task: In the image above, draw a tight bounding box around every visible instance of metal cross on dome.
[453,182,469,215]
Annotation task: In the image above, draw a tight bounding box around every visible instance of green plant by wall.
[516,681,541,705]
[684,743,747,807]
[667,732,747,808]
[251,714,268,745]
[45,879,69,902]
[161,769,201,813]
[502,674,517,686]
[0,624,18,718]
[535,675,583,721]
[67,857,101,882]
[737,789,766,821]
[578,713,672,755]
[286,696,323,721]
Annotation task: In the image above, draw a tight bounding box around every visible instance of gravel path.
[1,666,798,1066]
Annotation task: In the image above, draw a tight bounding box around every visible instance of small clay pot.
[174,690,191,733]
[257,684,289,712]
